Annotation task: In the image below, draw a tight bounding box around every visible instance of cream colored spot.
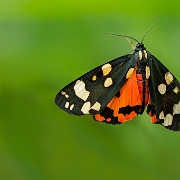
[74,80,83,91]
[173,101,180,115]
[81,102,91,114]
[104,77,113,87]
[158,84,166,94]
[81,92,90,101]
[162,114,173,126]
[92,75,97,81]
[143,50,148,59]
[65,94,69,98]
[65,102,69,108]
[91,102,101,111]
[160,110,174,126]
[61,91,69,98]
[74,80,90,101]
[165,72,173,85]
[146,66,150,79]
[139,51,142,60]
[101,63,112,76]
[173,87,179,94]
[159,111,164,119]
[70,104,74,110]
[126,68,134,79]
[61,91,65,95]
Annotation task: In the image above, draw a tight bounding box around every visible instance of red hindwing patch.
[94,70,142,123]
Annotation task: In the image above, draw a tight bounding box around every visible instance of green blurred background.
[1,0,180,180]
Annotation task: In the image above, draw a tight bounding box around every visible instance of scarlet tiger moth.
[55,26,180,131]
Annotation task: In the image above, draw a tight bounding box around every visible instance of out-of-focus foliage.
[1,1,180,180]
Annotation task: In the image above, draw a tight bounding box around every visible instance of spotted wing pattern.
[147,55,180,131]
[94,70,143,124]
[55,42,180,131]
[55,55,135,116]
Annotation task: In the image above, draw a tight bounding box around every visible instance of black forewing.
[147,53,180,130]
[55,54,135,115]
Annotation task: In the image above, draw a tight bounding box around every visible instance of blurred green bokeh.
[1,1,180,180]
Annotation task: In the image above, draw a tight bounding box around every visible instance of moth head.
[135,42,146,51]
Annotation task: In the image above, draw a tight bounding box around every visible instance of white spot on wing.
[61,91,65,95]
[91,102,101,111]
[70,104,74,110]
[101,63,112,76]
[74,80,90,101]
[74,80,84,92]
[139,51,142,60]
[81,102,91,114]
[104,77,113,87]
[146,66,150,79]
[81,91,90,101]
[162,114,173,126]
[65,102,69,108]
[158,84,166,94]
[143,50,148,59]
[126,68,134,79]
[165,72,173,85]
[159,111,164,119]
[173,101,180,115]
[61,91,69,98]
[173,87,179,94]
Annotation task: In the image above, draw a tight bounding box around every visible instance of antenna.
[141,19,159,43]
[103,20,159,44]
[125,36,135,50]
[103,32,139,43]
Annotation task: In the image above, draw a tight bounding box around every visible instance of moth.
[55,26,180,131]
